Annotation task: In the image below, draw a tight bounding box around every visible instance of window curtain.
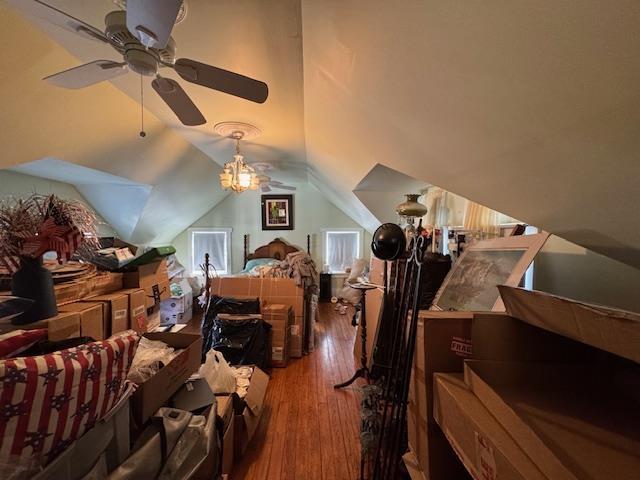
[423,187,449,228]
[193,232,227,274]
[463,201,500,237]
[327,232,359,273]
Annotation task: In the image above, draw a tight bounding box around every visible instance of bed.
[243,235,310,266]
[210,236,318,357]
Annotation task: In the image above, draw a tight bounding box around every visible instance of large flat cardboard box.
[84,292,129,337]
[263,304,292,367]
[233,367,269,458]
[402,449,427,480]
[433,373,546,480]
[59,301,105,340]
[472,312,600,363]
[120,288,148,333]
[0,311,81,341]
[499,286,640,363]
[211,277,304,318]
[130,332,202,425]
[464,360,640,480]
[408,310,473,478]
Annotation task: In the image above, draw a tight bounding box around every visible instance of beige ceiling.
[2,1,640,269]
[302,0,640,268]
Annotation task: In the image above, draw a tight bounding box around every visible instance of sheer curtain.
[326,231,360,273]
[191,230,229,275]
[463,201,500,237]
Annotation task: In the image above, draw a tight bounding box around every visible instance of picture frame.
[431,232,549,312]
[261,194,294,231]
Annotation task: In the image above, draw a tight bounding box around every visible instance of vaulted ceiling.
[2,1,640,268]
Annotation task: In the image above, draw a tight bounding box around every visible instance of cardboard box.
[233,367,269,458]
[217,395,235,475]
[89,272,124,297]
[85,292,129,337]
[463,360,640,480]
[123,260,170,309]
[0,311,81,341]
[499,286,640,363]
[289,315,304,358]
[54,278,96,306]
[402,449,427,480]
[59,302,105,340]
[211,277,305,318]
[120,289,147,333]
[160,279,193,326]
[408,310,473,478]
[130,332,202,425]
[433,373,546,480]
[146,306,161,331]
[263,304,292,367]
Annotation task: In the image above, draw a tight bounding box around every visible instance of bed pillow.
[242,258,276,272]
[0,330,139,468]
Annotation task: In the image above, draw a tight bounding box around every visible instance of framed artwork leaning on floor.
[261,194,294,230]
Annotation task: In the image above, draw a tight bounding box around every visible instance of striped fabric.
[0,331,139,467]
[0,330,48,360]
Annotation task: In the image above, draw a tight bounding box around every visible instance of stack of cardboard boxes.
[407,287,640,480]
[1,259,172,341]
[211,277,306,358]
[263,304,293,367]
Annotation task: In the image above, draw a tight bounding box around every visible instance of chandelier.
[219,131,260,193]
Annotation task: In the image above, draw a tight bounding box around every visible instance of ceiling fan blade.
[274,185,296,191]
[174,59,269,103]
[126,0,181,49]
[44,60,128,89]
[152,76,206,126]
[268,180,283,186]
[261,185,272,193]
[31,0,108,43]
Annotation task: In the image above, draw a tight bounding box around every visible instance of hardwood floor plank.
[232,303,362,479]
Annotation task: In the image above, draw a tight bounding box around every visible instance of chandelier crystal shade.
[219,132,259,193]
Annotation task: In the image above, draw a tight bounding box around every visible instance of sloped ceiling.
[11,158,151,238]
[354,164,428,225]
[3,1,640,269]
[301,0,640,268]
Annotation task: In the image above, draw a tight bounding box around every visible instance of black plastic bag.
[201,295,261,362]
[209,316,271,370]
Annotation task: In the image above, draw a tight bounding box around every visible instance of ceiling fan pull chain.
[139,73,146,137]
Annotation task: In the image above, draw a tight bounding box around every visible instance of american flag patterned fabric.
[0,331,139,468]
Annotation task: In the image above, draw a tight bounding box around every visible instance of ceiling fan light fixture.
[219,131,259,193]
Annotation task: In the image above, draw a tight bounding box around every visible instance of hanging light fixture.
[219,131,260,193]
[395,193,428,244]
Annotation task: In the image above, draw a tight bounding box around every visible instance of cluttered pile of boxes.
[0,240,301,479]
[404,286,640,480]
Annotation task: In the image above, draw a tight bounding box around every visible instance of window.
[323,229,362,273]
[188,228,232,276]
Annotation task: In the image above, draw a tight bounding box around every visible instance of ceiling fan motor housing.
[104,10,176,76]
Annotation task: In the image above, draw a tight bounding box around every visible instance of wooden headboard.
[244,236,311,265]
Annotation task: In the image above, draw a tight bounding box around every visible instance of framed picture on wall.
[261,194,294,230]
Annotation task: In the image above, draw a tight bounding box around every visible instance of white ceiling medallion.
[213,121,262,140]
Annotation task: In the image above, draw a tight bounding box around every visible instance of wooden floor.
[232,302,363,480]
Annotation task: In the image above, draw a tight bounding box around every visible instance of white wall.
[533,235,640,313]
[172,182,372,273]
[0,170,108,233]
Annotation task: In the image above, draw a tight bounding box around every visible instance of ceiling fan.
[32,0,269,126]
[252,163,297,193]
